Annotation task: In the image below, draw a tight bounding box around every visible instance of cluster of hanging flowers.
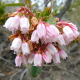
[3,7,79,67]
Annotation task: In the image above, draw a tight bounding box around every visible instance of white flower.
[20,17,30,34]
[10,37,22,51]
[21,42,30,55]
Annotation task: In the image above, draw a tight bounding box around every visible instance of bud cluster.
[3,7,79,67]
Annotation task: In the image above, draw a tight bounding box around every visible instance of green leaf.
[3,3,25,7]
[31,63,42,78]
[31,3,37,8]
[47,18,56,25]
[42,16,49,22]
[33,9,36,14]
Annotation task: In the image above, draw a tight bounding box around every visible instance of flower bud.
[58,49,68,59]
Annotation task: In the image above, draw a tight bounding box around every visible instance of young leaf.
[3,3,25,7]
[47,18,56,25]
[31,63,42,78]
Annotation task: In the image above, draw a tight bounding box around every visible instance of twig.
[20,68,28,80]
[7,65,15,70]
[43,64,80,78]
[0,56,13,64]
[44,0,51,7]
[57,0,73,20]
[10,69,22,80]
[68,43,79,54]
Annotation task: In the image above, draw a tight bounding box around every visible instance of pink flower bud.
[73,30,79,38]
[58,49,68,59]
[21,42,30,55]
[46,43,58,55]
[45,50,52,63]
[31,30,39,44]
[28,53,35,64]
[20,17,30,34]
[69,23,78,30]
[37,22,46,39]
[10,15,20,32]
[10,37,22,51]
[34,53,42,66]
[3,17,14,30]
[63,26,73,39]
[15,55,22,67]
[57,34,66,46]
[22,55,28,64]
[52,52,61,64]
[46,25,60,37]
[42,53,50,63]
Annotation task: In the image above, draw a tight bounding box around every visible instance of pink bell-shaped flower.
[21,42,30,55]
[58,49,68,59]
[46,25,60,37]
[20,17,30,34]
[28,53,35,64]
[3,17,14,31]
[42,53,50,63]
[22,55,29,64]
[52,52,61,64]
[46,43,58,55]
[10,37,22,51]
[15,55,22,67]
[10,15,20,32]
[69,23,78,30]
[31,30,39,44]
[45,50,52,63]
[57,34,66,46]
[73,30,79,38]
[34,52,42,66]
[63,26,73,39]
[36,22,46,39]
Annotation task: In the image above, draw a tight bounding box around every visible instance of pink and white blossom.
[10,15,20,32]
[10,37,22,51]
[57,34,66,46]
[46,25,60,37]
[52,52,61,63]
[22,55,28,64]
[3,17,14,30]
[15,55,22,67]
[73,30,79,38]
[69,23,78,30]
[42,53,50,63]
[31,30,39,44]
[63,26,73,39]
[37,22,46,39]
[28,53,35,64]
[46,43,58,55]
[34,53,42,66]
[45,50,52,63]
[21,42,30,55]
[58,49,68,59]
[20,17,30,34]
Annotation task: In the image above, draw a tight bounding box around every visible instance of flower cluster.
[3,7,79,67]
